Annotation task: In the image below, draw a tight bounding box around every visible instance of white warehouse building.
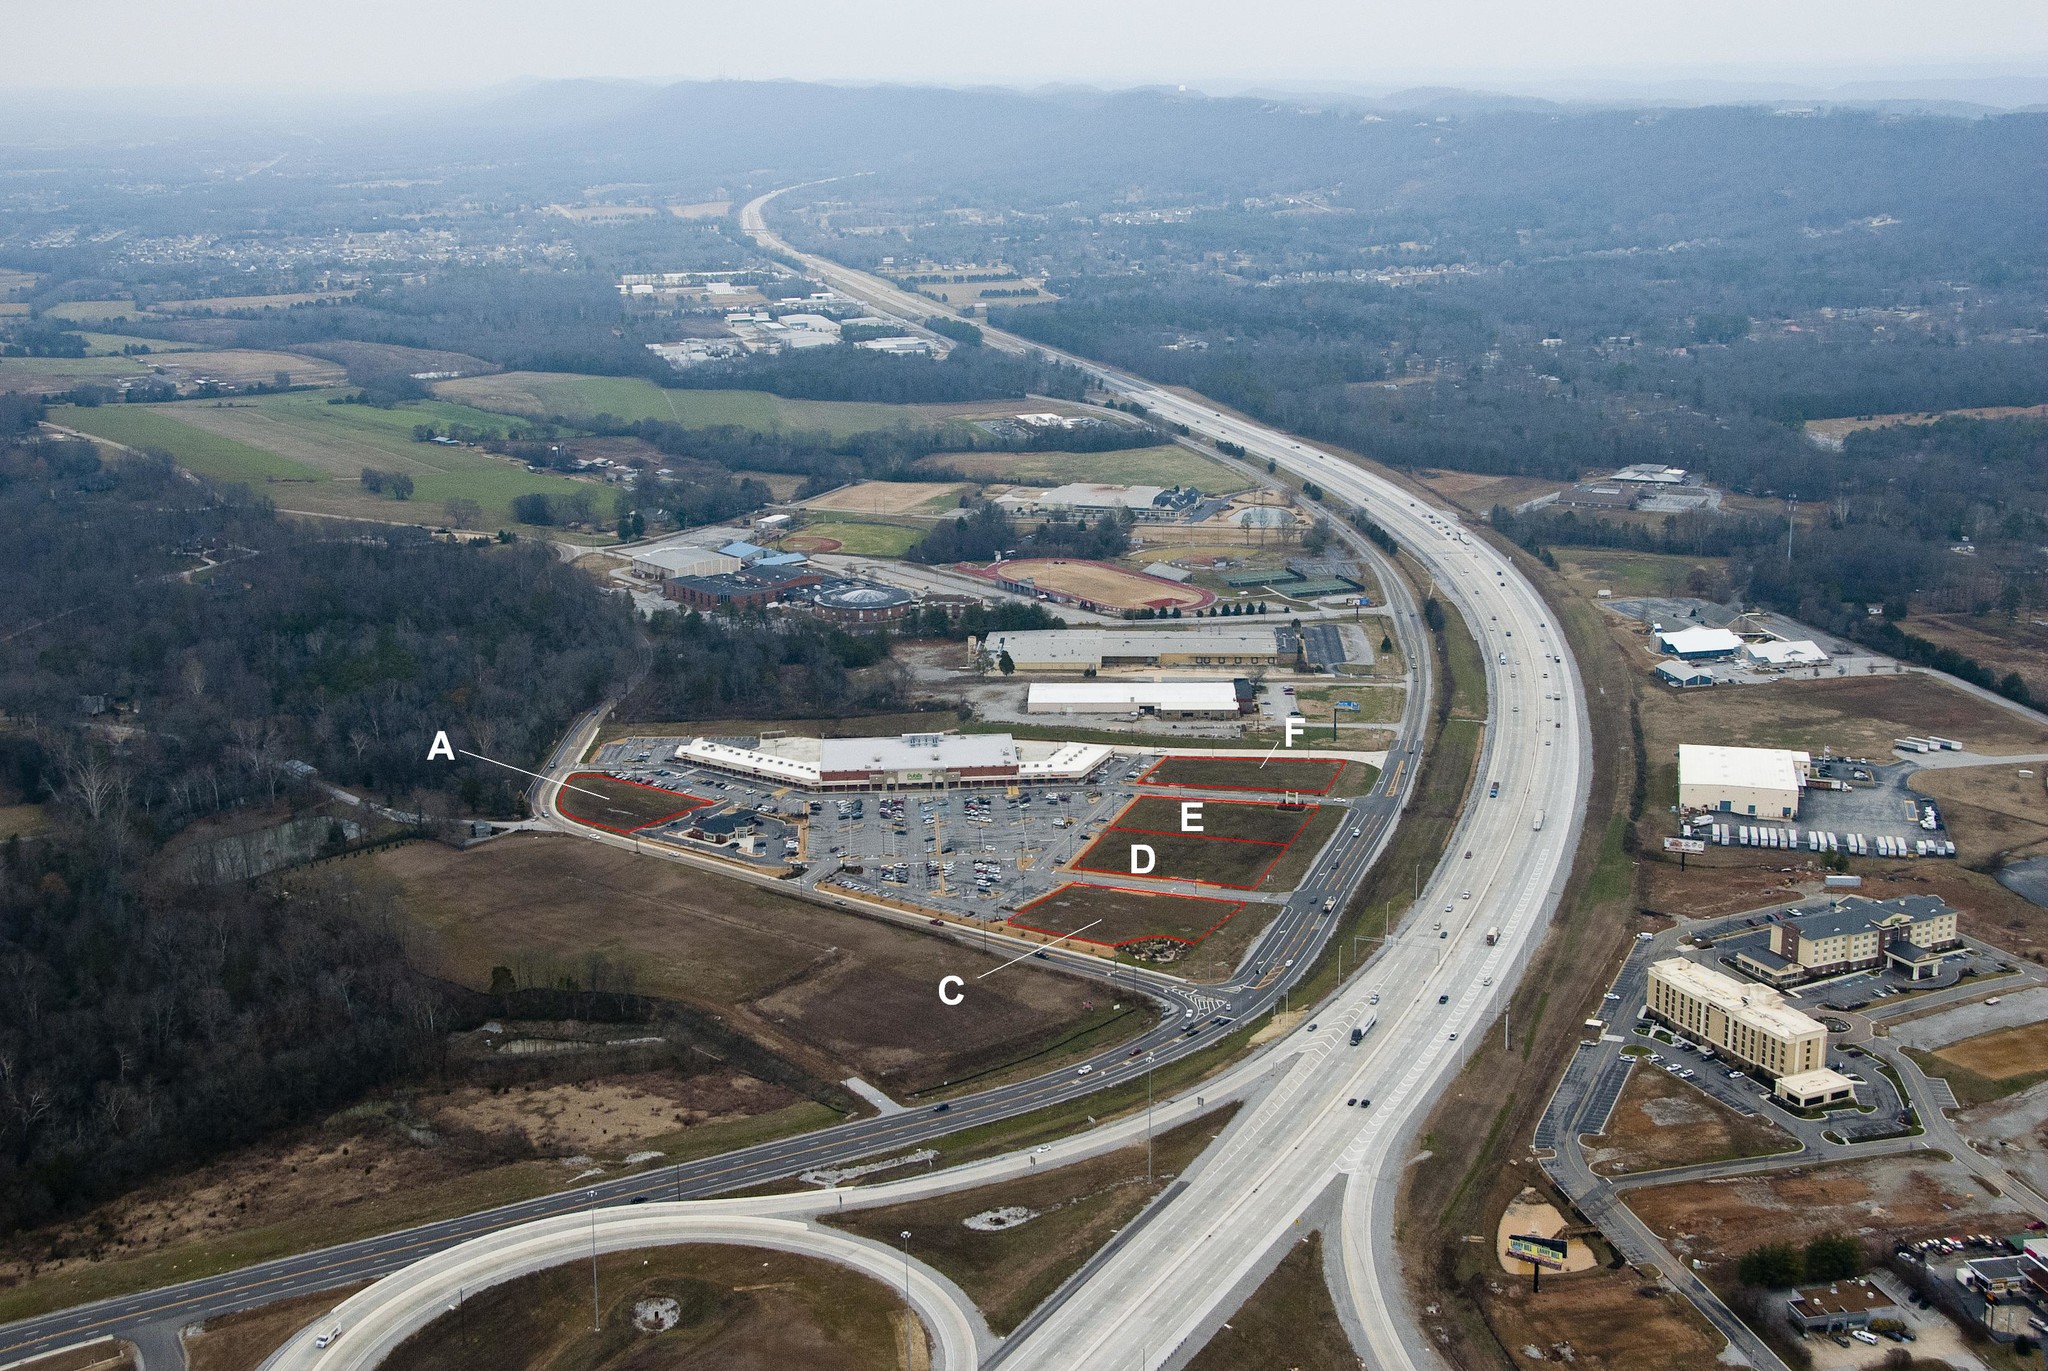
[1026,681,1243,718]
[1678,744,1811,819]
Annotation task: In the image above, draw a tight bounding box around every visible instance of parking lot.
[589,736,1177,919]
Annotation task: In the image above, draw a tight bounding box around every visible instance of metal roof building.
[984,627,1287,673]
[1027,681,1243,717]
[1656,625,1744,659]
[1678,744,1810,819]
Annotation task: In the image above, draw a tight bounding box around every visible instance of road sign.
[1507,1234,1570,1270]
[1335,700,1361,711]
[1663,837,1706,854]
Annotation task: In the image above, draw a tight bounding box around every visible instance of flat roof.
[1028,681,1242,709]
[1746,639,1829,664]
[1679,744,1804,795]
[1657,625,1743,654]
[987,627,1282,665]
[632,545,737,572]
[1788,1279,1894,1316]
[1778,1067,1858,1096]
[1650,957,1825,1040]
[820,732,1018,775]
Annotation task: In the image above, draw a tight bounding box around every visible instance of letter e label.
[1181,801,1204,832]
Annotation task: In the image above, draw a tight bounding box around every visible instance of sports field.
[915,445,1247,492]
[1140,755,1349,795]
[58,394,597,529]
[1073,796,1335,890]
[969,558,1213,612]
[1936,1020,2048,1080]
[553,775,710,834]
[793,521,923,557]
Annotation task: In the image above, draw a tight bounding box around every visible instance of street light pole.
[586,1189,601,1333]
[899,1230,913,1306]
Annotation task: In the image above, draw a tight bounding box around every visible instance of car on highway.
[1076,1064,1093,1076]
[1348,1098,1357,1106]
[1448,1032,1458,1041]
[932,1102,951,1113]
[1438,993,1450,1004]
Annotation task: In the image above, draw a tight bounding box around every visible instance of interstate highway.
[746,190,1591,1370]
[0,201,1581,1370]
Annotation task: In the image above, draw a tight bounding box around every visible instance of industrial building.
[1026,681,1246,718]
[1677,744,1810,819]
[673,731,1112,791]
[1656,625,1744,659]
[1611,464,1691,485]
[1645,959,1852,1105]
[980,627,1289,673]
[1743,639,1830,669]
[996,483,1207,520]
[1654,662,1719,688]
[631,545,742,581]
[1735,895,1960,986]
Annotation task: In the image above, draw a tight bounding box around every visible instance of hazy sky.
[9,0,2045,93]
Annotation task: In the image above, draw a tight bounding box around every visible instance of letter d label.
[1130,844,1156,874]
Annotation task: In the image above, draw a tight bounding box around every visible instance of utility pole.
[1146,1057,1155,1183]
[1786,494,1797,567]
[587,1189,601,1333]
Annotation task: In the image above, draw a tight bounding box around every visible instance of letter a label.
[428,730,455,761]
[1130,844,1157,875]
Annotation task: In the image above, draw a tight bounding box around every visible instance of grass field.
[56,395,599,529]
[1936,1020,2048,1081]
[825,1109,1234,1336]
[382,1244,908,1371]
[42,300,140,324]
[1292,683,1405,724]
[554,774,711,834]
[1184,1231,1362,1371]
[186,1284,370,1371]
[437,371,1000,439]
[915,445,1247,493]
[1554,548,1730,599]
[1912,763,2048,865]
[0,356,163,393]
[1139,755,1349,794]
[1908,612,2048,706]
[369,835,1134,1097]
[801,480,970,515]
[1011,884,1248,949]
[790,521,925,557]
[1073,796,1327,890]
[73,332,205,356]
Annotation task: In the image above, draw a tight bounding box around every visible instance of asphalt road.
[733,192,1596,1369]
[0,191,1577,1371]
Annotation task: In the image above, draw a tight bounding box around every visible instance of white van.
[315,1326,344,1349]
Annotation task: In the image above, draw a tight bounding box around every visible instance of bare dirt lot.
[1804,404,2048,447]
[1479,1266,1728,1371]
[1913,763,2048,866]
[800,480,968,515]
[420,1071,801,1156]
[372,835,1130,1096]
[965,558,1213,613]
[1626,1155,2028,1289]
[1938,1021,2048,1081]
[1640,671,2048,765]
[1581,1063,1797,1176]
[1009,884,1266,982]
[1416,469,1573,517]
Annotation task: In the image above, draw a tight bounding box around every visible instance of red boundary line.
[1071,796,1323,889]
[1137,755,1348,795]
[557,772,714,835]
[1008,883,1246,948]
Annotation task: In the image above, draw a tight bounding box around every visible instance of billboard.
[1663,837,1707,854]
[1507,1234,1570,1270]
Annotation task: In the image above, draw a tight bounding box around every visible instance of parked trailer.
[1895,738,1931,753]
[1927,735,1963,751]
